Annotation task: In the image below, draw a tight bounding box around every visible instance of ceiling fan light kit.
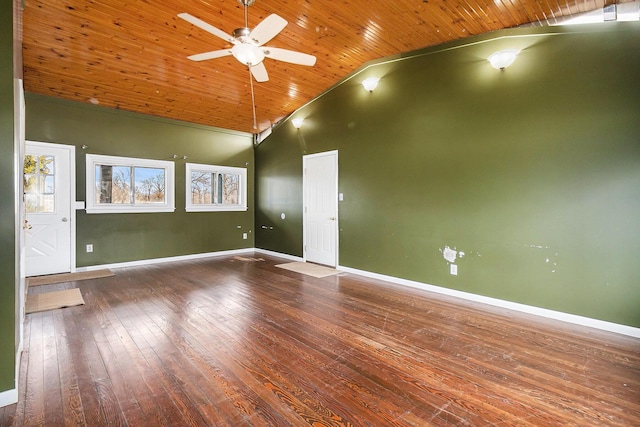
[232,44,265,66]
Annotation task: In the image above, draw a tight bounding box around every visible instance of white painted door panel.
[25,142,72,276]
[304,151,338,267]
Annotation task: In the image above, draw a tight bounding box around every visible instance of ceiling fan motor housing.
[232,27,252,42]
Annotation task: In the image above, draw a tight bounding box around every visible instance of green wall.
[0,0,16,395]
[26,94,255,266]
[255,23,640,327]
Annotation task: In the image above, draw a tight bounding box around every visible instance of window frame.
[85,154,175,214]
[185,162,247,212]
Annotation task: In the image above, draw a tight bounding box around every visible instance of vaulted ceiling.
[22,0,615,134]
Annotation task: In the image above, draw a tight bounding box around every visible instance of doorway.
[303,150,338,267]
[24,141,75,276]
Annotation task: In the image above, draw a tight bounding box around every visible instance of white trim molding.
[255,248,304,263]
[77,248,256,271]
[0,388,18,408]
[338,265,640,339]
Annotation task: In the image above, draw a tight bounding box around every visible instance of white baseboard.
[254,248,304,262]
[77,248,256,272]
[338,265,640,339]
[0,388,17,408]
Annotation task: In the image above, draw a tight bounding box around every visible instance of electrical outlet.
[242,233,248,240]
[86,244,93,253]
[450,264,458,275]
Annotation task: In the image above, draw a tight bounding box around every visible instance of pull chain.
[249,68,258,130]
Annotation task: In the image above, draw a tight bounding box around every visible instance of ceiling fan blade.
[250,62,269,82]
[263,47,317,66]
[178,13,235,44]
[187,49,232,62]
[249,14,287,46]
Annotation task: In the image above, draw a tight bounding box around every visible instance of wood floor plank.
[51,307,87,426]
[5,254,640,426]
[22,311,44,426]
[42,311,64,425]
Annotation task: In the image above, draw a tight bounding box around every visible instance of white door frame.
[24,140,76,275]
[303,150,339,267]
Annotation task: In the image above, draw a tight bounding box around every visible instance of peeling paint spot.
[442,246,457,263]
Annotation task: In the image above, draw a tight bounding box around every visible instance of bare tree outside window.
[135,167,165,203]
[191,171,212,204]
[220,173,239,205]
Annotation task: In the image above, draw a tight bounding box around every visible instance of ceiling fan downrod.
[238,0,255,28]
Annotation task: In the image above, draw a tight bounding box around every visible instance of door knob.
[62,217,69,222]
[329,217,336,221]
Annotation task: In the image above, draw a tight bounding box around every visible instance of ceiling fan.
[178,0,317,130]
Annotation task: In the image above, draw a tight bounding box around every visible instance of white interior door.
[304,151,338,267]
[24,142,73,276]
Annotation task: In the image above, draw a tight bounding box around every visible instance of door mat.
[26,288,85,314]
[275,262,339,278]
[233,256,265,262]
[27,269,114,287]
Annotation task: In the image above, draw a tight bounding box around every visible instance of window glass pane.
[40,175,55,194]
[24,155,36,173]
[220,173,240,205]
[40,156,54,175]
[96,164,132,204]
[191,171,212,204]
[24,174,37,193]
[40,195,55,213]
[25,194,38,213]
[134,167,165,204]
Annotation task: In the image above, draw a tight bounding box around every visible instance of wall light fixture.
[488,50,520,70]
[362,77,380,92]
[292,117,304,129]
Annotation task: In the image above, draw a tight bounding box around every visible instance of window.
[86,154,175,214]
[186,163,247,212]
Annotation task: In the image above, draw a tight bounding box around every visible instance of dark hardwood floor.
[2,253,639,426]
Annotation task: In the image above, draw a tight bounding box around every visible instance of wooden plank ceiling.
[22,0,612,134]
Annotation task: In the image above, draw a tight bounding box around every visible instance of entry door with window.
[24,142,73,276]
[304,151,338,267]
